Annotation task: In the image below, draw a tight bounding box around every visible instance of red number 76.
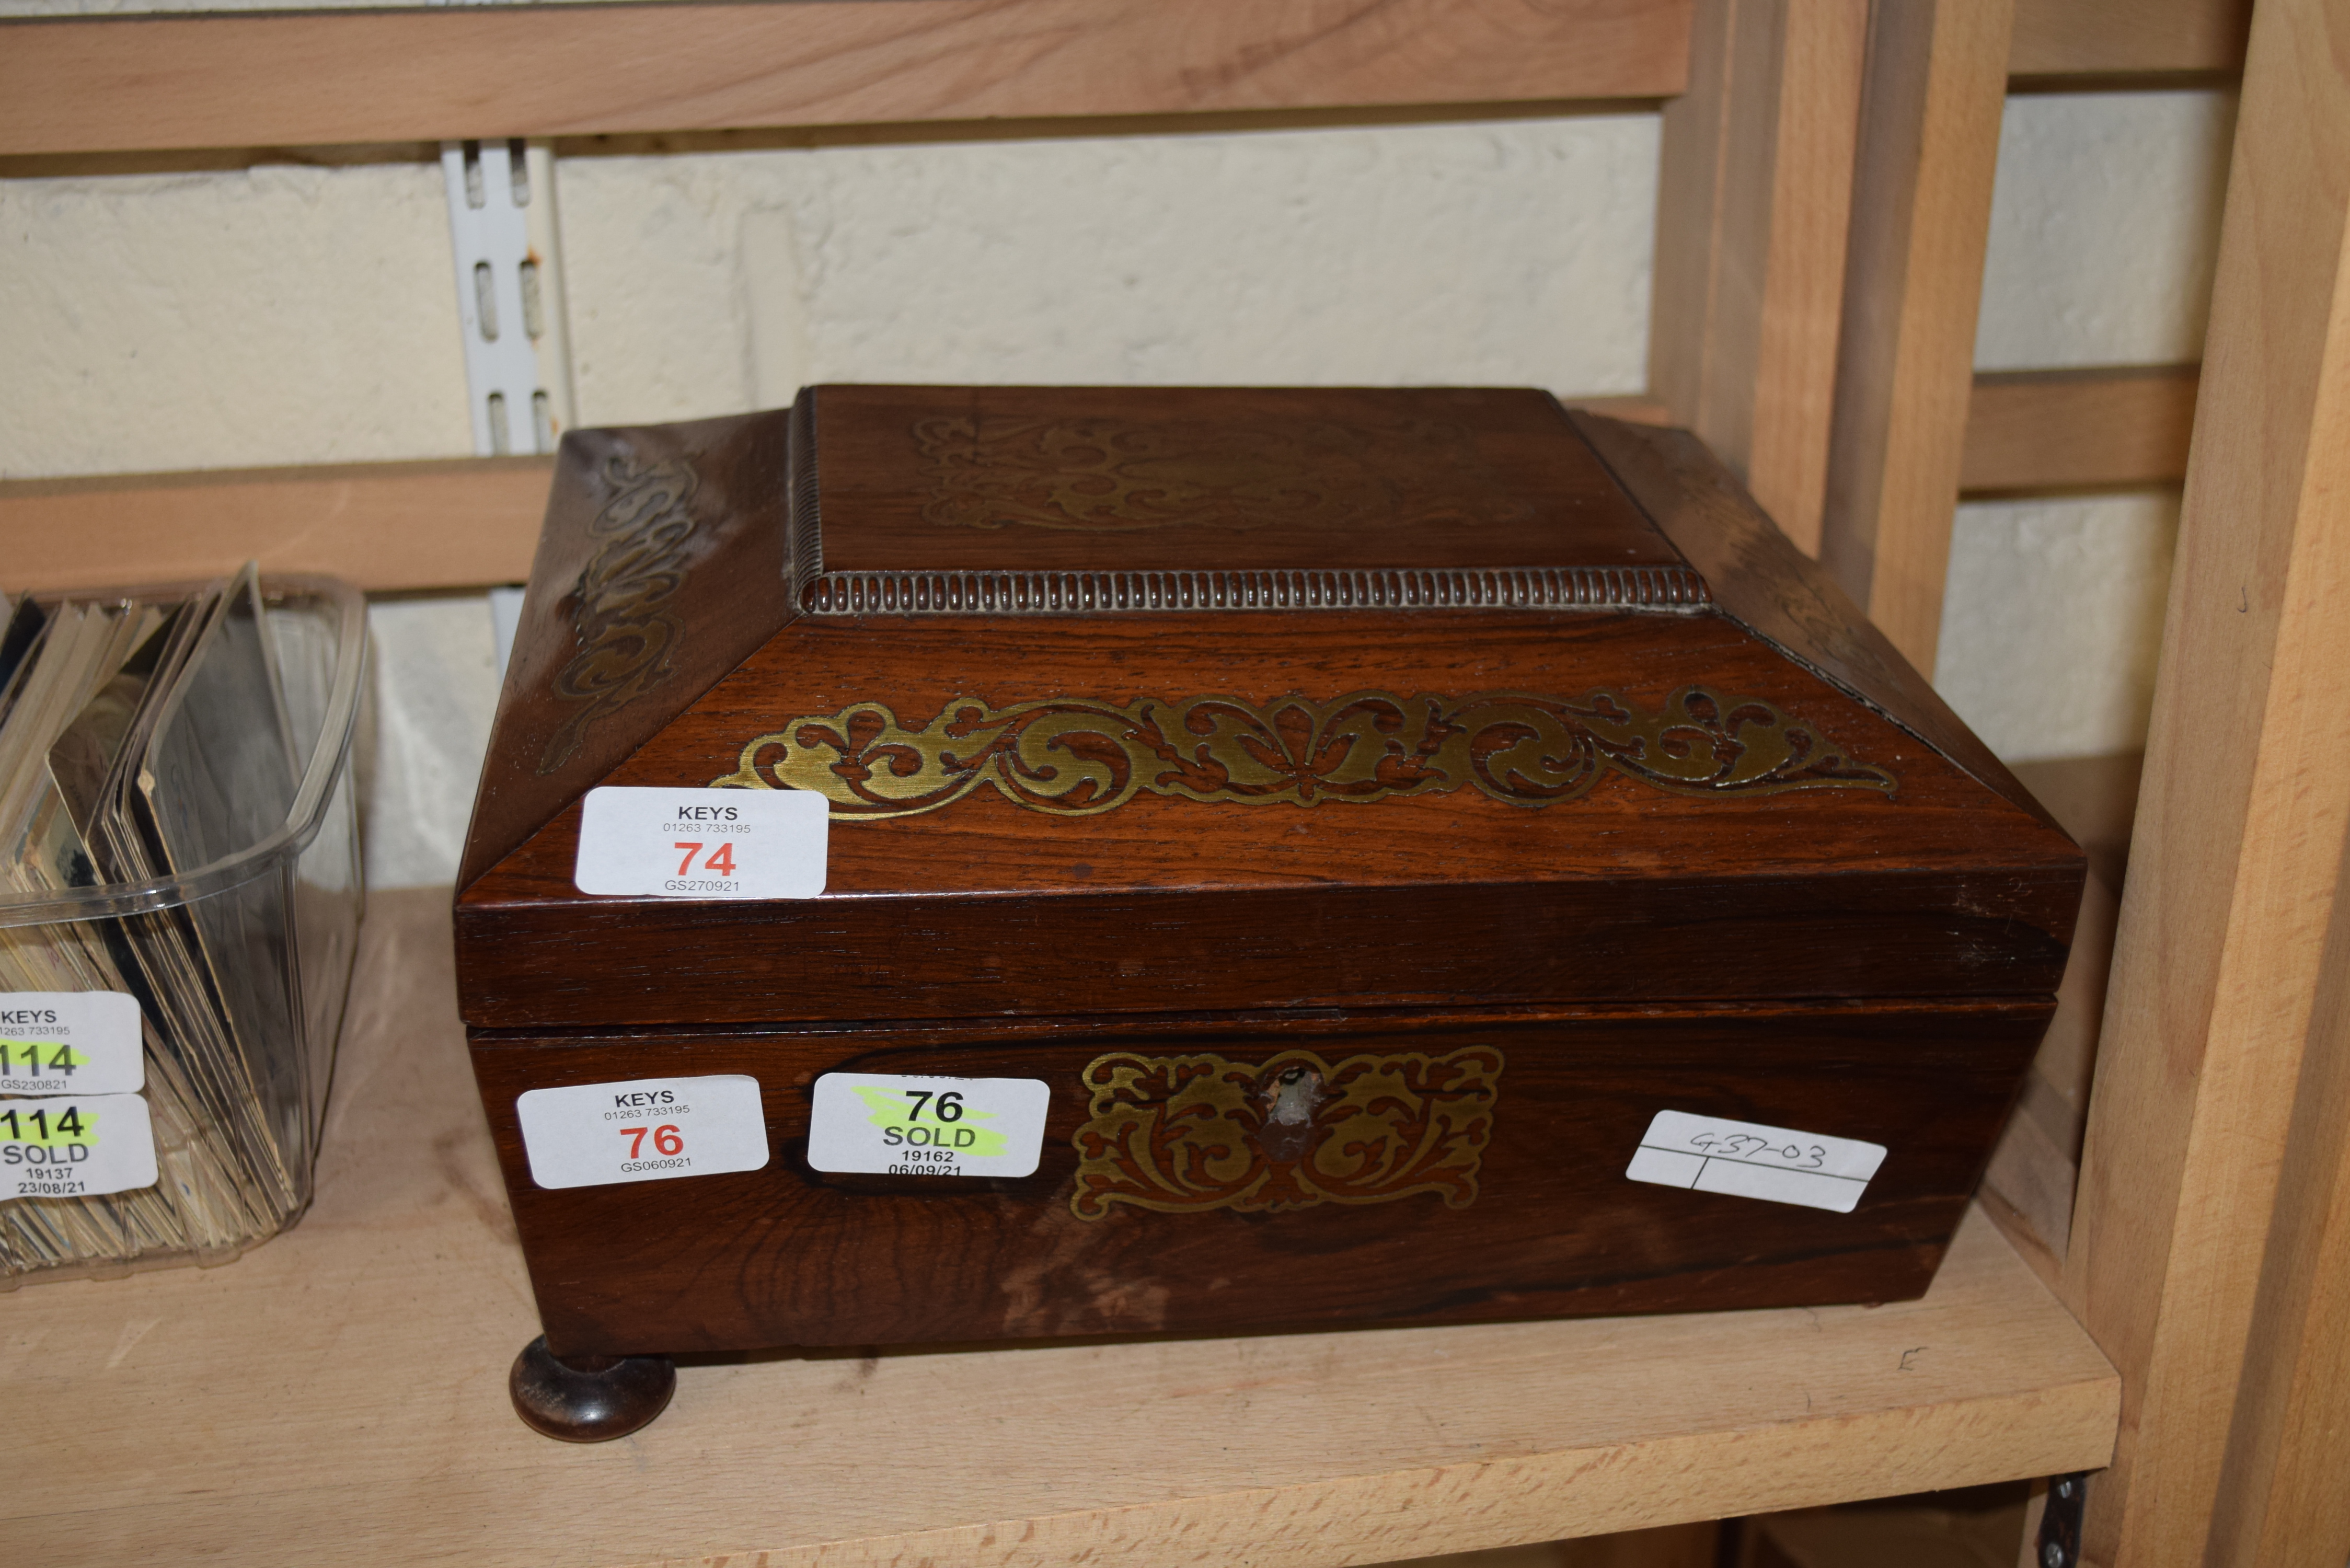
[619,1125,683,1158]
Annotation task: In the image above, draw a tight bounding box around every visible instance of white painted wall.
[557,121,1657,426]
[0,163,470,479]
[1974,91,2234,371]
[1936,90,2234,763]
[0,87,2234,882]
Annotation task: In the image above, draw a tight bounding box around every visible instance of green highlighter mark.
[853,1085,1009,1157]
[0,1103,98,1149]
[0,1041,90,1074]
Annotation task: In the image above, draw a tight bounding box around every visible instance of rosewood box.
[455,386,2082,1439]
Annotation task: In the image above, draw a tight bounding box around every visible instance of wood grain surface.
[1650,0,1867,556]
[1573,414,2061,836]
[0,889,2115,1568]
[2009,0,2253,78]
[0,399,1669,600]
[2205,896,2350,1565]
[1960,366,2199,495]
[0,457,553,594]
[1977,752,2143,1283]
[1819,0,2014,677]
[807,385,1683,572]
[0,0,1690,158]
[2061,1,2350,1562]
[455,402,2080,1031]
[474,998,2052,1356]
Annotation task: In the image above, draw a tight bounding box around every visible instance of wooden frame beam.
[1650,0,1869,557]
[0,458,555,596]
[2010,0,2254,78]
[1961,365,2199,494]
[1819,0,2015,676]
[2064,0,2350,1559]
[0,0,1690,159]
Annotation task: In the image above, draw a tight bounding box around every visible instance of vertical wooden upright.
[1817,0,2013,675]
[1650,0,1869,555]
[2204,902,2350,1564]
[2063,0,2350,1562]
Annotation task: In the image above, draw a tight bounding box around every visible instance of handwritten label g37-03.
[1624,1109,1886,1214]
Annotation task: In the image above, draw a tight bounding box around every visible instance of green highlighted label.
[0,1102,98,1148]
[0,1041,89,1076]
[853,1085,1009,1157]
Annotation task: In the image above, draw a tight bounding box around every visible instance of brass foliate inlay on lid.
[1069,1047,1505,1220]
[539,455,701,775]
[912,413,1537,535]
[709,686,1897,816]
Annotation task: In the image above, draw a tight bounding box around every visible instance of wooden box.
[455,387,2081,1388]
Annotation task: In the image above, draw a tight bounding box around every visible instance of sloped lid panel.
[456,393,2083,1030]
[458,410,798,891]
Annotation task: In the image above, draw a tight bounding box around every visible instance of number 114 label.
[1,1093,157,1200]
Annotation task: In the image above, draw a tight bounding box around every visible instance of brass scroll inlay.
[710,687,1897,816]
[1070,1047,1504,1219]
[539,455,701,774]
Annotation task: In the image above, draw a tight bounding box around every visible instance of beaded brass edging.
[799,565,1710,615]
[711,686,1897,816]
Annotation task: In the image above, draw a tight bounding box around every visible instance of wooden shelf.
[0,0,1691,159]
[2,889,2116,1566]
[0,0,2250,164]
[1961,365,2199,496]
[0,456,557,595]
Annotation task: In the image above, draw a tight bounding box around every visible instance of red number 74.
[672,841,738,877]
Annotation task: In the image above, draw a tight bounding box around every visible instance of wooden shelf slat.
[0,457,555,595]
[2009,0,2253,78]
[1961,364,2199,494]
[0,0,1690,159]
[0,888,2115,1567]
[2061,0,2350,1553]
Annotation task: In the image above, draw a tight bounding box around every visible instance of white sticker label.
[516,1075,772,1191]
[0,992,142,1096]
[1625,1109,1887,1214]
[806,1073,1051,1179]
[2,1093,157,1200]
[573,787,828,900]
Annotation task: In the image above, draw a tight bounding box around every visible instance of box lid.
[455,387,2081,1030]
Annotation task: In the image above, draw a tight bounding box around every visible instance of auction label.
[806,1073,1050,1179]
[1624,1109,1886,1214]
[573,786,828,901]
[516,1075,771,1191]
[0,991,142,1096]
[1,1093,157,1200]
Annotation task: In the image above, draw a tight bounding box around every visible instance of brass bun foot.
[509,1334,676,1442]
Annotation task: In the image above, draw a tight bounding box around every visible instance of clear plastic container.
[0,575,366,1286]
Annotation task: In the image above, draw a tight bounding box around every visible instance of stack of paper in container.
[0,567,365,1285]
